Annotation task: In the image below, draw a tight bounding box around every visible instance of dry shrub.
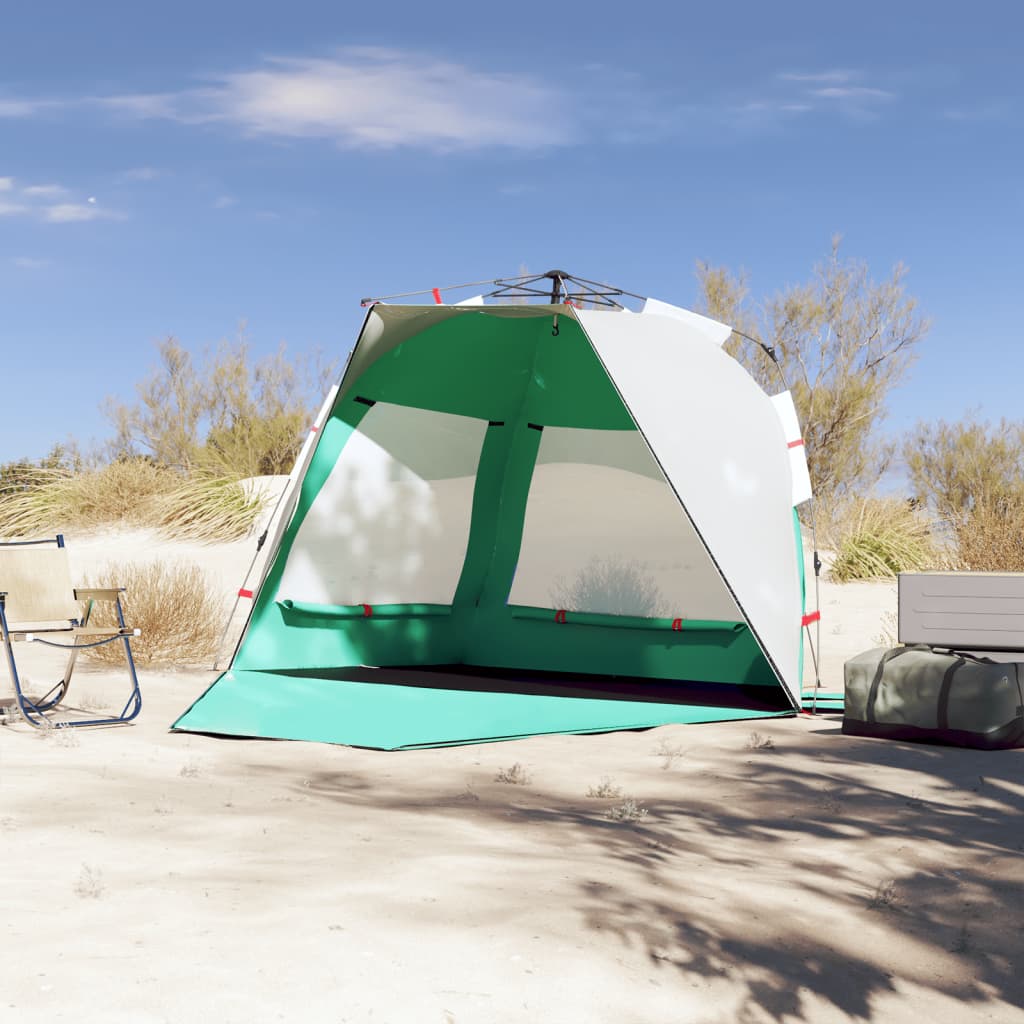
[82,560,223,666]
[549,556,668,617]
[828,497,943,582]
[955,495,1024,571]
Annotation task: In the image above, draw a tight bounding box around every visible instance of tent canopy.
[175,299,808,749]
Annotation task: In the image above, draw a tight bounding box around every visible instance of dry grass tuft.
[81,560,224,666]
[0,461,173,537]
[605,798,648,823]
[586,777,623,799]
[494,763,532,785]
[828,497,943,582]
[745,731,776,752]
[73,864,105,899]
[154,475,264,542]
[868,878,899,911]
[0,462,264,542]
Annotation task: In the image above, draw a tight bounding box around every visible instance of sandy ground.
[1,516,1022,1023]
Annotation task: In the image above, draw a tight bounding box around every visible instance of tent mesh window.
[507,426,742,622]
[276,402,488,607]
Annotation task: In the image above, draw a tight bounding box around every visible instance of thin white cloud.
[13,256,50,269]
[117,166,162,182]
[778,70,856,84]
[100,93,180,118]
[43,201,121,223]
[22,183,70,198]
[0,179,124,223]
[0,98,43,117]
[747,69,896,121]
[98,51,569,150]
[942,101,1011,122]
[213,195,237,209]
[812,86,893,101]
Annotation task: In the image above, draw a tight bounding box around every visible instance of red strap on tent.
[238,588,254,599]
[671,618,684,631]
[432,287,443,304]
[787,438,805,449]
[362,604,373,618]
[554,609,567,624]
[802,610,820,626]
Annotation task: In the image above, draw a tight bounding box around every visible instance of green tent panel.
[175,297,813,749]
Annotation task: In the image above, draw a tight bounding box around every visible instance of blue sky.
[1,0,1021,468]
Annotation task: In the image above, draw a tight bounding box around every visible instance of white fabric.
[576,308,802,705]
[508,427,742,620]
[640,298,733,347]
[276,404,487,607]
[770,391,814,507]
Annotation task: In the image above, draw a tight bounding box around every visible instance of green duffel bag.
[843,645,1024,750]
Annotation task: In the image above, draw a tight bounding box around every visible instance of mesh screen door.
[508,427,742,621]
[277,403,488,606]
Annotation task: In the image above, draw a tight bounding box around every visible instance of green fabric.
[280,601,451,619]
[509,605,745,632]
[174,669,791,750]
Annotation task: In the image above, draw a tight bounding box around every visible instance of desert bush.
[903,416,1024,571]
[106,334,335,477]
[549,556,668,617]
[828,497,943,582]
[955,494,1024,572]
[81,560,223,666]
[903,416,1024,522]
[697,239,929,508]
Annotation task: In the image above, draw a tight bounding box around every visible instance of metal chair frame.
[0,535,141,728]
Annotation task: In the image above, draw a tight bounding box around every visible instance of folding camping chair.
[0,535,141,728]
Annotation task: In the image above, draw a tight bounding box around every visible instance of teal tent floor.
[800,690,845,712]
[173,668,795,749]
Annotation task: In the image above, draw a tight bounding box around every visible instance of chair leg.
[52,599,141,727]
[1,633,50,728]
[0,608,141,729]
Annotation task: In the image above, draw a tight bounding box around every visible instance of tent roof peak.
[361,270,648,310]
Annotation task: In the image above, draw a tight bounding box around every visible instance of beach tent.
[175,275,815,749]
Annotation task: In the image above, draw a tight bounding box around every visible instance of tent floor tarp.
[173,667,794,750]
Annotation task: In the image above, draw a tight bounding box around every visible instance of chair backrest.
[0,544,80,627]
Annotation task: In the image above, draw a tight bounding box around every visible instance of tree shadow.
[264,735,1024,1021]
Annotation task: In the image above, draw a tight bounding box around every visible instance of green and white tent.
[175,276,815,749]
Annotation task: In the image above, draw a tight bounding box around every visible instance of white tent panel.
[770,391,814,507]
[640,298,733,347]
[276,403,487,607]
[576,308,802,704]
[508,427,743,620]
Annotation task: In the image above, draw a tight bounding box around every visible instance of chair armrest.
[74,587,126,600]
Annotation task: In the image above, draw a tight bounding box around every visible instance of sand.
[1,521,1022,1023]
